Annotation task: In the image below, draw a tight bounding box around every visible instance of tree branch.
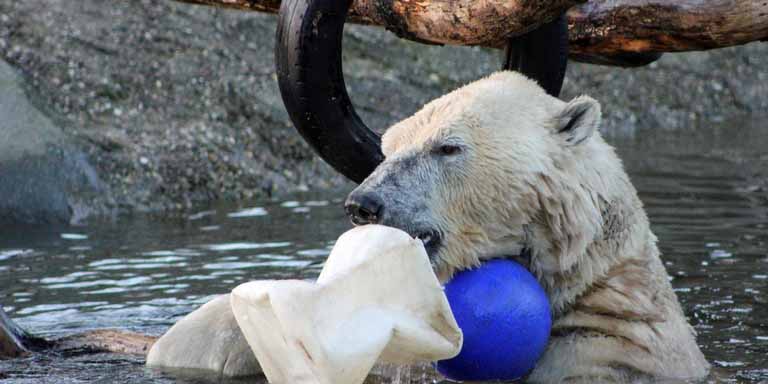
[172,0,768,66]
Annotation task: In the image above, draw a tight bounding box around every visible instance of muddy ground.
[0,0,766,223]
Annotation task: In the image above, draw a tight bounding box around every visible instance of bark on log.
[55,330,157,356]
[569,0,768,58]
[1,306,156,359]
[172,0,768,65]
[176,0,582,45]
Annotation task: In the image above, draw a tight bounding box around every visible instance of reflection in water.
[1,117,768,383]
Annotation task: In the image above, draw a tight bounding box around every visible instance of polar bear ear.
[555,95,601,146]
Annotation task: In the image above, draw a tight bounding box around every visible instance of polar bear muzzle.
[345,152,446,259]
[345,186,444,258]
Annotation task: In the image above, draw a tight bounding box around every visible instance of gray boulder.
[0,60,105,225]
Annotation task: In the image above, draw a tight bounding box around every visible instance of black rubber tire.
[276,0,568,183]
[504,15,569,98]
[276,0,383,184]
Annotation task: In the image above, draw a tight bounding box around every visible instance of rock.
[0,307,29,359]
[0,306,49,359]
[0,60,106,225]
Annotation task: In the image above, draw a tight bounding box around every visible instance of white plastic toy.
[147,225,462,384]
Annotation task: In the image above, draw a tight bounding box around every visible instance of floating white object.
[146,294,261,377]
[230,224,462,384]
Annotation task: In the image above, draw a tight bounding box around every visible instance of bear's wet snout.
[345,191,384,225]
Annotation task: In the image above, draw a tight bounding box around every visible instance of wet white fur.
[380,72,709,382]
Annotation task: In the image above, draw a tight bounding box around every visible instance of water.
[1,116,767,383]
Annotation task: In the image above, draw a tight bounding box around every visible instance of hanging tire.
[504,15,569,98]
[276,0,569,183]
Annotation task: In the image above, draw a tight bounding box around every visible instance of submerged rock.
[0,306,49,359]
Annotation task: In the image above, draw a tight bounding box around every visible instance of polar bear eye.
[437,144,462,156]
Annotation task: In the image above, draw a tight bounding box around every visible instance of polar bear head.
[345,72,631,285]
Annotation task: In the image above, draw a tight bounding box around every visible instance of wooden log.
[176,0,582,45]
[349,0,581,46]
[55,330,157,356]
[1,306,155,359]
[568,0,768,58]
[172,0,768,65]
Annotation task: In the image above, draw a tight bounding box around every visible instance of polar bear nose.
[345,191,384,225]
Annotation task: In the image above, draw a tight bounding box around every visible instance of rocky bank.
[0,0,766,224]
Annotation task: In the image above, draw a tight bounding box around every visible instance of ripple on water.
[226,207,268,218]
[141,249,202,257]
[202,242,292,251]
[187,210,216,220]
[0,249,33,260]
[88,256,189,271]
[39,271,99,284]
[42,276,153,290]
[60,233,88,240]
[15,301,109,315]
[297,246,333,258]
[202,260,314,270]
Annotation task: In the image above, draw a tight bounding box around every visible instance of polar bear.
[345,71,710,382]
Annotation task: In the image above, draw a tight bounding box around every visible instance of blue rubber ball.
[437,259,552,381]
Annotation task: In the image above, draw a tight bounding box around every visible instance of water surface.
[1,117,767,383]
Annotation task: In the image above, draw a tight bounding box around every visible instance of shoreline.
[0,0,766,224]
